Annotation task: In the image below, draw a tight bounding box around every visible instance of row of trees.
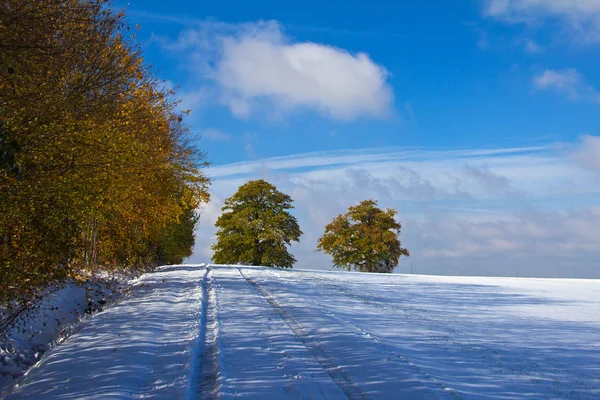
[211,180,409,273]
[0,1,210,307]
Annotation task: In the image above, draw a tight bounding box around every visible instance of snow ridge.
[185,264,208,400]
[188,266,221,400]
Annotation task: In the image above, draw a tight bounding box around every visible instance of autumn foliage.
[0,1,210,306]
[317,200,409,273]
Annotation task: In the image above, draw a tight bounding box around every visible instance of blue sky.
[117,0,600,277]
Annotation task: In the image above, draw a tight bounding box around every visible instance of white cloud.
[483,0,600,43]
[484,0,600,18]
[195,194,226,259]
[200,128,232,142]
[524,39,543,53]
[533,69,600,103]
[462,164,521,197]
[161,20,393,120]
[191,140,600,278]
[533,69,582,99]
[410,209,600,277]
[243,133,257,159]
[403,102,415,119]
[570,134,600,173]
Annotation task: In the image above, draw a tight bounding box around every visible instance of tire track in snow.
[287,272,462,400]
[262,269,460,400]
[284,270,597,400]
[188,266,220,400]
[284,271,463,400]
[238,268,370,400]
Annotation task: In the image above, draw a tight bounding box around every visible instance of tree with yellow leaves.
[317,200,409,273]
[0,0,210,308]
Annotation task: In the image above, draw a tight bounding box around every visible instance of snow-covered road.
[5,265,600,399]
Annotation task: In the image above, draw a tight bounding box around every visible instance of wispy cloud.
[243,132,257,160]
[133,11,460,43]
[533,69,600,103]
[570,134,600,175]
[524,39,543,53]
[200,128,233,142]
[482,0,600,44]
[206,145,550,179]
[192,139,600,277]
[484,0,600,19]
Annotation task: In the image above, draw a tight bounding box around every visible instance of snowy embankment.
[0,274,128,392]
[3,265,600,399]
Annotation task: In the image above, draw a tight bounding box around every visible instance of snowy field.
[3,264,600,399]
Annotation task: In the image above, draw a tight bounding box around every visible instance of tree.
[0,0,210,307]
[155,205,200,265]
[317,200,409,273]
[212,180,302,268]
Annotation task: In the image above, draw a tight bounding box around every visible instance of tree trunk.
[253,239,263,266]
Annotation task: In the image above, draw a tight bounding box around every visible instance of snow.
[3,264,600,399]
[0,274,126,393]
[3,265,205,399]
